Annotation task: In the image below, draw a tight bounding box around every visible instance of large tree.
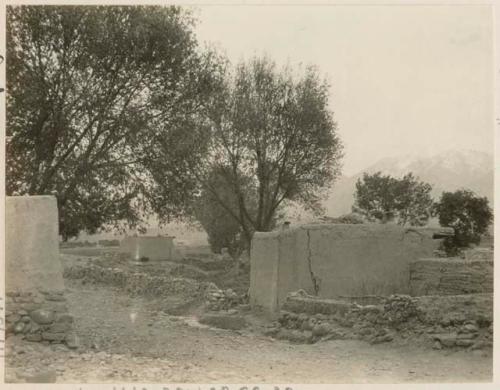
[145,57,343,247]
[353,172,434,226]
[6,5,221,238]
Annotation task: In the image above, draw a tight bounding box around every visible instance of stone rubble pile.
[382,295,420,325]
[430,322,492,350]
[64,264,209,299]
[204,283,246,311]
[414,294,493,350]
[264,292,493,351]
[266,298,394,345]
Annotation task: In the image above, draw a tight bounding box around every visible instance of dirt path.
[5,281,492,383]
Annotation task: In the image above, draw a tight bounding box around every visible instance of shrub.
[434,190,493,256]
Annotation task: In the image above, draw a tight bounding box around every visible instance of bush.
[434,190,493,256]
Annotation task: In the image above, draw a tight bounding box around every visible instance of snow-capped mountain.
[324,149,494,217]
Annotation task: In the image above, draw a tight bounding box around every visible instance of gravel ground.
[4,280,493,384]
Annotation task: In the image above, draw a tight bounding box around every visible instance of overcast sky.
[193,5,493,176]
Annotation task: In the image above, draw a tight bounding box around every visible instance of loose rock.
[31,309,55,325]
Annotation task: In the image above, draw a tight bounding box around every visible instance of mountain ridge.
[323,149,493,218]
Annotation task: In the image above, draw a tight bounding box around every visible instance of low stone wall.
[409,258,493,296]
[63,264,208,298]
[251,224,451,312]
[5,291,77,347]
[266,293,493,350]
[6,196,75,347]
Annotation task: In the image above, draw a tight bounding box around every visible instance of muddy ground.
[4,249,493,384]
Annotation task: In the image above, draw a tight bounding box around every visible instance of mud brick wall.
[250,224,451,312]
[271,293,493,350]
[5,196,76,346]
[119,236,175,261]
[409,258,493,296]
[463,248,493,261]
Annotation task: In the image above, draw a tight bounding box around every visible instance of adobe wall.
[249,230,282,312]
[250,224,449,312]
[409,258,493,296]
[6,196,63,292]
[119,236,175,261]
[5,196,76,346]
[463,248,493,262]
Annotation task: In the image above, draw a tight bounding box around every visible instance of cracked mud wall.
[305,229,320,295]
[276,228,315,309]
[250,224,446,312]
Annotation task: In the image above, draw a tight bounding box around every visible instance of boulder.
[456,339,474,347]
[31,309,55,325]
[433,333,457,348]
[462,323,478,333]
[312,323,332,337]
[65,333,80,349]
[13,322,25,334]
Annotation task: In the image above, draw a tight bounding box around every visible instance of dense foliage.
[193,166,254,255]
[146,57,344,247]
[353,172,434,226]
[434,190,493,255]
[7,7,343,246]
[6,5,221,239]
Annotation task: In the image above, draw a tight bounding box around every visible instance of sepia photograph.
[1,1,496,385]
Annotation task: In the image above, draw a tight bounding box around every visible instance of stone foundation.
[6,196,75,346]
[267,292,493,350]
[409,258,493,296]
[5,291,77,347]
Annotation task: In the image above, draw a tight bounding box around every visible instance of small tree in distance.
[434,189,493,256]
[352,172,434,226]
